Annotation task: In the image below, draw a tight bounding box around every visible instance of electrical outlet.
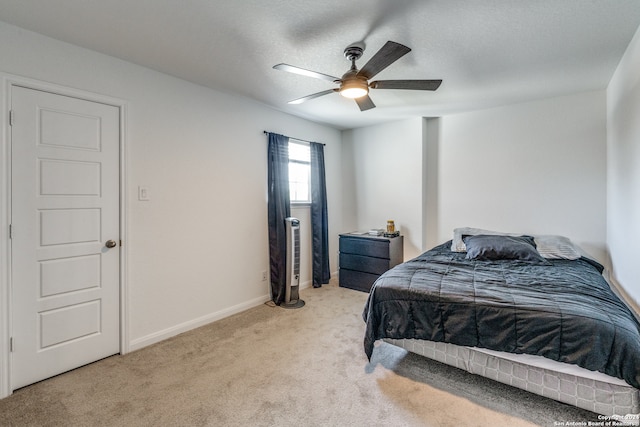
[261,270,267,281]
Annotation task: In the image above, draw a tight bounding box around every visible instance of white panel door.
[10,86,120,389]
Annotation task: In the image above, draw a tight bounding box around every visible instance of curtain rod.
[263,130,325,146]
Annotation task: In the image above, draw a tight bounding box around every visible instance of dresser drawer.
[339,237,390,259]
[339,269,380,293]
[340,253,389,275]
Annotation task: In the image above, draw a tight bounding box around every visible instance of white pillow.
[533,235,581,260]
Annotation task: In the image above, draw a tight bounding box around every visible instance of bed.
[362,230,640,418]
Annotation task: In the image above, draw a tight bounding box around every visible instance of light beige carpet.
[0,280,599,426]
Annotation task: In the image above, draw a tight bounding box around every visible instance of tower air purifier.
[282,217,305,309]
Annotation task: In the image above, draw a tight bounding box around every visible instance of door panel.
[40,255,101,297]
[40,300,102,348]
[39,159,101,195]
[11,86,120,389]
[39,208,101,245]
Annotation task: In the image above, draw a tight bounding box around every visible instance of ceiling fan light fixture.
[274,40,441,111]
[339,79,369,99]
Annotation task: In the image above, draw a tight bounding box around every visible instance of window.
[288,140,311,203]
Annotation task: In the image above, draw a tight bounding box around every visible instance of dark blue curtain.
[310,142,330,287]
[267,132,290,304]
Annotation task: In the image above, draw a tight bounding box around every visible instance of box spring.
[384,338,640,419]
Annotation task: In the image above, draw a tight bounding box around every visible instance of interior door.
[10,86,120,389]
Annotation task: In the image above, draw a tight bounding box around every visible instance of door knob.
[105,240,117,248]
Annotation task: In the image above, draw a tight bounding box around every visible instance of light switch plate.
[138,186,149,201]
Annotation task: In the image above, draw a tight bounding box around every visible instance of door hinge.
[8,224,12,239]
[10,337,13,352]
[9,110,14,126]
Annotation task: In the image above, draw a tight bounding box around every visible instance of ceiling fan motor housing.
[340,43,368,98]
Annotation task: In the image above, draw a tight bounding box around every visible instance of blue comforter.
[363,242,640,389]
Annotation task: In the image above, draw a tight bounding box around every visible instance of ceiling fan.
[273,40,442,111]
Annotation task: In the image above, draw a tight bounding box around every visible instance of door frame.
[0,73,129,398]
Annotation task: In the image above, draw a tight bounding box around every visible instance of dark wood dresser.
[338,233,404,292]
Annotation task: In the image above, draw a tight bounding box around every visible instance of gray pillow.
[463,235,549,263]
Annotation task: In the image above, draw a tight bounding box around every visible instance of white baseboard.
[128,293,270,352]
[128,276,334,352]
[300,271,339,290]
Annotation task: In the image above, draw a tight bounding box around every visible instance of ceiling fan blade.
[370,80,442,91]
[288,89,339,105]
[354,95,376,111]
[273,63,340,83]
[357,41,411,80]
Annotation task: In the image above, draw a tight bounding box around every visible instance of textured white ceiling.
[1,0,640,129]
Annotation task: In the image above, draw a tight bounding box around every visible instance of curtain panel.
[310,142,330,287]
[267,132,290,304]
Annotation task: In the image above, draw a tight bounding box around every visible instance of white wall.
[0,21,342,360]
[437,91,607,262]
[607,24,640,308]
[345,92,607,264]
[342,118,424,260]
